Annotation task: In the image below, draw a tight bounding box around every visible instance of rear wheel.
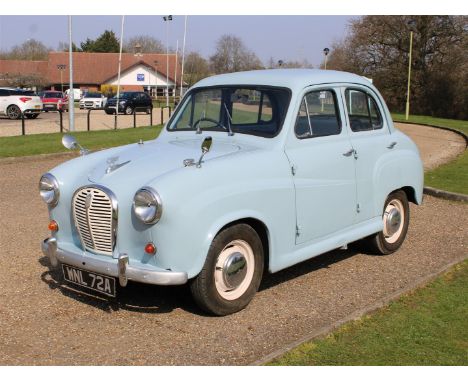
[7,105,21,120]
[146,106,152,114]
[190,224,264,316]
[363,190,409,255]
[124,106,133,115]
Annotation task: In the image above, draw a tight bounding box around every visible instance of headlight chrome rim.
[39,173,60,207]
[133,186,162,224]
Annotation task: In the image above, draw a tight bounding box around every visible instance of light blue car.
[40,69,423,315]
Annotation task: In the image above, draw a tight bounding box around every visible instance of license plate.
[45,104,54,108]
[34,105,41,109]
[62,264,116,297]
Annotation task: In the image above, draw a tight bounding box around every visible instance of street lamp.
[56,64,66,93]
[163,15,173,107]
[405,19,417,121]
[323,48,330,70]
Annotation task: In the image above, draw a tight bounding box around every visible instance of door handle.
[387,142,397,149]
[343,148,354,157]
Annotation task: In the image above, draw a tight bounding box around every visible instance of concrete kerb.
[251,255,468,366]
[398,121,468,202]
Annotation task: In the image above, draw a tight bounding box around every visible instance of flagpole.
[115,15,125,129]
[180,15,187,99]
[68,16,74,132]
[174,39,178,101]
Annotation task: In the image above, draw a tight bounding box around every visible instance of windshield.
[85,93,102,98]
[167,86,291,138]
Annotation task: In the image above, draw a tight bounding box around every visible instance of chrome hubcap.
[214,239,255,301]
[385,207,401,236]
[222,252,247,289]
[383,199,404,244]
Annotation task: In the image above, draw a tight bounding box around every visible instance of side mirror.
[201,136,212,154]
[62,134,77,150]
[62,134,89,156]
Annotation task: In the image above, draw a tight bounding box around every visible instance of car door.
[285,87,357,245]
[340,86,391,222]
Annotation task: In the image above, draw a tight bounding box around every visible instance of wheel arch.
[219,217,270,274]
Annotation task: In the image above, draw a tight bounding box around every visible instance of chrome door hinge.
[356,203,361,213]
[296,225,301,237]
[291,164,297,176]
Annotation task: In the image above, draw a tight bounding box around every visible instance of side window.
[294,89,341,139]
[0,89,10,96]
[345,89,383,132]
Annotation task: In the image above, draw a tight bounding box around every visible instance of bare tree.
[326,16,468,119]
[2,72,48,89]
[0,39,50,60]
[210,35,263,74]
[184,52,211,87]
[124,35,165,53]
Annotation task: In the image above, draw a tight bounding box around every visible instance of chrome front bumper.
[41,238,188,287]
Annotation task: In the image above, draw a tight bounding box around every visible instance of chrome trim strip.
[72,184,118,256]
[49,244,188,286]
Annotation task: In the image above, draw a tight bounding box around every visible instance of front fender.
[146,149,295,278]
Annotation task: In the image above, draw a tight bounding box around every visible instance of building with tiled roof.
[0,51,182,97]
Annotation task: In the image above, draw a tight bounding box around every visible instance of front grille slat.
[72,187,116,257]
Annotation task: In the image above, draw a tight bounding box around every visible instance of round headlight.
[39,173,59,206]
[133,187,162,224]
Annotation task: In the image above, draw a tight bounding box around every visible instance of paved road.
[0,107,171,137]
[0,126,466,365]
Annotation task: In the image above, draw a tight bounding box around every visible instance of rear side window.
[0,89,10,96]
[345,89,383,132]
[294,90,341,139]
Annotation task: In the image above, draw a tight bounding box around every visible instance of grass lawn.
[392,113,467,195]
[268,260,468,366]
[0,125,162,158]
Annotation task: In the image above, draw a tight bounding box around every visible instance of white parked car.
[0,87,42,119]
[65,88,83,101]
[79,92,107,109]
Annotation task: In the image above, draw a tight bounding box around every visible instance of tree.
[57,41,82,52]
[80,30,121,53]
[124,35,165,53]
[184,52,211,87]
[0,39,50,60]
[2,72,48,89]
[325,16,468,119]
[210,35,263,74]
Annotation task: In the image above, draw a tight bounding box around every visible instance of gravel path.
[0,125,466,365]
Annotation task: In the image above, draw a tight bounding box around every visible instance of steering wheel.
[193,117,227,131]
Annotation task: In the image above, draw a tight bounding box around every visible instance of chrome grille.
[72,186,117,256]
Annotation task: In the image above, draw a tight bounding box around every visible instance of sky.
[0,15,353,67]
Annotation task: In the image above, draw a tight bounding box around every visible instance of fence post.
[114,112,117,130]
[87,109,91,131]
[59,110,63,133]
[160,107,164,125]
[150,107,153,126]
[133,108,136,128]
[21,112,25,136]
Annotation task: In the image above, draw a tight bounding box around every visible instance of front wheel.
[190,224,264,316]
[363,190,409,255]
[124,106,133,115]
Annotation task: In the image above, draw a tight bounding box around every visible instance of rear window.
[84,93,102,98]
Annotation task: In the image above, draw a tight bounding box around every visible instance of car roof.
[193,69,373,92]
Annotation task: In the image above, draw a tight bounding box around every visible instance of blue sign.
[137,73,145,82]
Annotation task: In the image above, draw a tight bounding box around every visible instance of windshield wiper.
[223,103,234,136]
